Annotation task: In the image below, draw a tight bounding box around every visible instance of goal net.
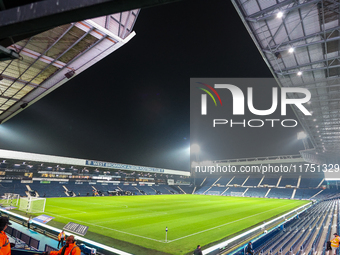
[19,197,46,213]
[207,191,220,195]
[0,193,20,207]
[231,192,244,197]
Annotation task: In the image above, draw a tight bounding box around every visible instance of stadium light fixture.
[277,11,283,18]
[191,144,200,154]
[297,71,302,76]
[313,119,317,121]
[297,131,307,140]
[288,47,294,53]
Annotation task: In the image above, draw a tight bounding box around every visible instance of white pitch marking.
[167,202,302,243]
[44,211,165,243]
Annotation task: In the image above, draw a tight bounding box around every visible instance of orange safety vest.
[58,232,65,241]
[0,231,11,255]
[50,243,81,255]
[331,236,340,248]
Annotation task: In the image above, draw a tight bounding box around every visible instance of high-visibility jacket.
[331,236,340,248]
[58,232,65,241]
[50,243,81,255]
[0,231,10,255]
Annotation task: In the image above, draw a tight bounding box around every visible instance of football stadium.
[1,0,340,255]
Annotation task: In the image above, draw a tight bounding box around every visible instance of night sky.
[0,0,306,171]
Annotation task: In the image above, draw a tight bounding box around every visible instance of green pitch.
[43,195,308,254]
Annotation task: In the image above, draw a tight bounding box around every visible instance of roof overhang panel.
[0,9,139,124]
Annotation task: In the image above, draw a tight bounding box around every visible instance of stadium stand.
[265,188,293,199]
[261,176,280,186]
[195,177,219,194]
[224,187,247,196]
[229,177,247,186]
[243,177,262,187]
[279,177,299,187]
[231,199,338,255]
[215,176,233,185]
[244,188,269,197]
[299,177,324,188]
[178,185,195,194]
[294,189,320,200]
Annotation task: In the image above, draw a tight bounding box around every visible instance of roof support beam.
[277,64,340,75]
[248,0,322,21]
[264,35,340,53]
[0,0,181,39]
[276,55,340,73]
[264,26,340,50]
[247,0,296,19]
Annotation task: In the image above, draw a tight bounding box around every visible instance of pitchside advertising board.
[190,78,314,175]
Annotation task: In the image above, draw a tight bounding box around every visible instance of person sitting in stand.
[43,235,80,255]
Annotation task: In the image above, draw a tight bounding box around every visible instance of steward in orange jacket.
[45,236,80,255]
[57,231,65,249]
[0,216,12,255]
[331,233,340,248]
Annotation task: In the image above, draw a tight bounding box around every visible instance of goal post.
[19,197,46,213]
[231,192,244,197]
[0,193,20,206]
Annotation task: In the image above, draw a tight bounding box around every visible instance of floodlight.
[297,71,302,76]
[191,144,200,154]
[297,131,307,140]
[313,119,316,121]
[288,47,294,53]
[277,11,283,18]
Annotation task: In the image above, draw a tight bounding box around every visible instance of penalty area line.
[44,211,165,243]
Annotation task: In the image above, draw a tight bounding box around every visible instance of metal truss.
[233,0,340,160]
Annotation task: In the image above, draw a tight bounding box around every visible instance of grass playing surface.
[42,195,308,254]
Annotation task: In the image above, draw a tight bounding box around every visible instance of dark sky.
[0,0,306,171]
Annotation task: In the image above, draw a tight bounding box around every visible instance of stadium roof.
[0,10,139,124]
[232,0,340,163]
